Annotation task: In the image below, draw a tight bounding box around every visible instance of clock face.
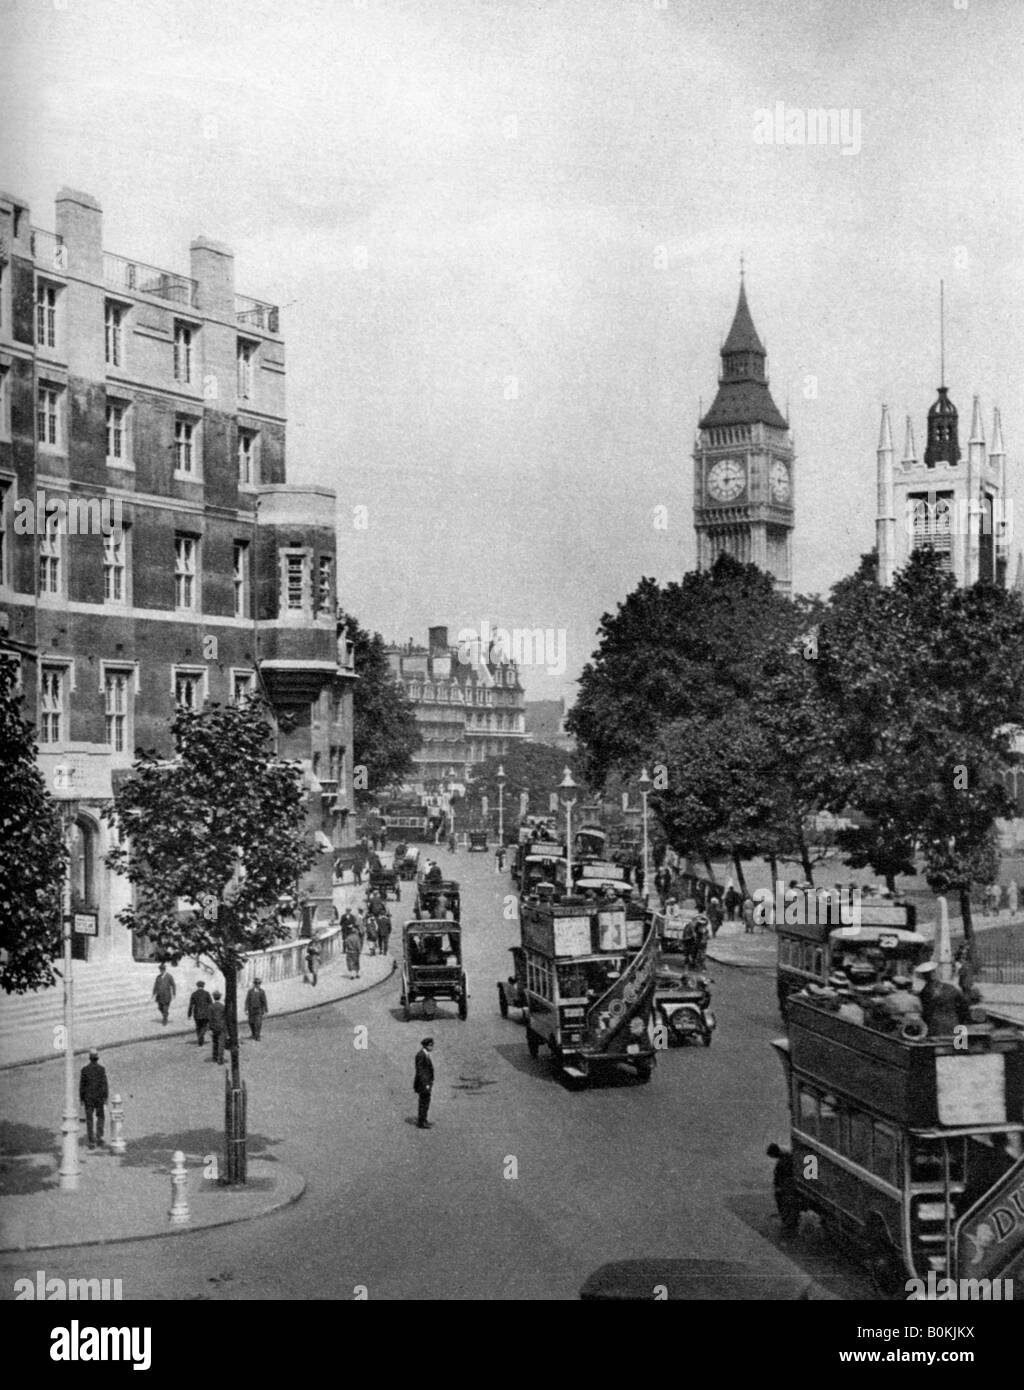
[707,458,745,502]
[769,460,791,502]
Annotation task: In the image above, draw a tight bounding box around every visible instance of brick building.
[385,625,527,789]
[0,187,355,967]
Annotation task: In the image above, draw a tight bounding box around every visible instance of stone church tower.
[693,275,794,592]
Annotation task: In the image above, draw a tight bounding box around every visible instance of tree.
[464,743,582,817]
[0,654,68,993]
[814,548,1024,948]
[105,698,318,1110]
[338,612,419,802]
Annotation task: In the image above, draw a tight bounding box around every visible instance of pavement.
[0,944,395,1252]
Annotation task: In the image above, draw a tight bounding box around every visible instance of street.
[0,848,874,1300]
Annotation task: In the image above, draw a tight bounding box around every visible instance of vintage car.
[415,878,461,923]
[400,919,468,1020]
[468,830,489,852]
[653,960,715,1046]
[368,850,401,901]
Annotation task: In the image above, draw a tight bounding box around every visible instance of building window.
[104,668,132,752]
[105,301,126,367]
[40,664,65,743]
[174,417,196,474]
[103,527,129,604]
[39,524,62,595]
[37,385,61,449]
[173,322,193,383]
[106,400,130,464]
[283,551,307,611]
[174,669,204,710]
[231,669,255,704]
[237,340,256,400]
[237,430,256,485]
[0,478,8,585]
[36,281,58,348]
[174,534,197,610]
[233,540,249,618]
[316,555,333,614]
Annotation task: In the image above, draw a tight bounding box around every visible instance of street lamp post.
[638,767,652,906]
[560,767,577,896]
[58,800,80,1191]
[447,766,457,846]
[496,763,506,847]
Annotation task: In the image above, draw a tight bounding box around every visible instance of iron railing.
[103,251,198,307]
[236,294,279,333]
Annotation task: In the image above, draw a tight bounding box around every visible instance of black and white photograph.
[1,0,1023,1344]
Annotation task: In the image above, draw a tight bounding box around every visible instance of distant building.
[0,187,355,966]
[524,698,573,750]
[385,625,527,788]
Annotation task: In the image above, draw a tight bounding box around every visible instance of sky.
[4,0,1023,702]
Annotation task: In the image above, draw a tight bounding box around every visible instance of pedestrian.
[344,925,362,978]
[152,962,176,1024]
[724,883,741,923]
[707,896,724,937]
[365,912,379,957]
[377,910,392,956]
[741,895,756,934]
[208,991,227,1063]
[79,1048,109,1150]
[187,979,212,1046]
[305,937,321,986]
[245,977,269,1040]
[914,961,969,1036]
[692,915,710,969]
[414,1037,435,1129]
[1008,880,1019,917]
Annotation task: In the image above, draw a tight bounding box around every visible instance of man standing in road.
[245,977,269,1040]
[208,990,227,1064]
[79,1049,109,1150]
[152,962,176,1024]
[414,1037,435,1129]
[187,979,212,1046]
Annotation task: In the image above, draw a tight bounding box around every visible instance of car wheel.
[498,984,509,1019]
[458,989,468,1021]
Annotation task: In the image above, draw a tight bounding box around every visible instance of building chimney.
[190,235,234,319]
[428,625,449,656]
[56,187,103,279]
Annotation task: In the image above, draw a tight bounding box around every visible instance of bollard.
[108,1093,126,1155]
[169,1150,190,1224]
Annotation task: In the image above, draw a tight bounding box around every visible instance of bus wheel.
[526,1027,540,1059]
[776,1192,801,1236]
[867,1235,905,1299]
[458,990,468,1021]
[498,984,509,1019]
[635,1060,653,1083]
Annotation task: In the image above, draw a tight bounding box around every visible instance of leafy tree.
[105,698,317,1096]
[814,548,1024,948]
[465,744,583,824]
[0,655,68,993]
[338,612,418,802]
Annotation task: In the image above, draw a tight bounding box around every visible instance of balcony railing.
[103,252,198,307]
[30,228,66,272]
[236,294,279,333]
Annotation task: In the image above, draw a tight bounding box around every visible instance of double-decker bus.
[770,984,1024,1297]
[514,899,658,1085]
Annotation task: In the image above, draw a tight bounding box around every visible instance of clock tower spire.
[692,275,794,591]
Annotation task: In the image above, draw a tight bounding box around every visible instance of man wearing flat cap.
[245,978,269,1041]
[414,1038,435,1129]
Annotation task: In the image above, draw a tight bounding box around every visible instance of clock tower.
[693,275,794,591]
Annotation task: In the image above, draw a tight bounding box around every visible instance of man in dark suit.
[414,1038,435,1128]
[208,990,227,1064]
[187,980,212,1045]
[245,978,269,1040]
[79,1049,109,1149]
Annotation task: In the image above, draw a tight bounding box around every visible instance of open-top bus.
[512,898,658,1086]
[770,986,1024,1297]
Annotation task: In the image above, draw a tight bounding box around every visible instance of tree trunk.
[799,834,815,886]
[225,962,241,1092]
[959,886,977,964]
[767,853,779,889]
[702,853,716,887]
[885,871,896,893]
[732,851,748,898]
